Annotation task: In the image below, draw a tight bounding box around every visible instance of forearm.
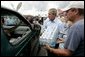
[49,48,72,56]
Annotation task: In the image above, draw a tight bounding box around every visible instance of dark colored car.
[1,7,41,56]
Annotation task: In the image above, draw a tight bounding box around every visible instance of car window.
[1,10,31,45]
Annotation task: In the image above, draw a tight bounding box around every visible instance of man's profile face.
[48,13,56,21]
[65,9,76,22]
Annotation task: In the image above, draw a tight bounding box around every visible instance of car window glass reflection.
[1,12,31,45]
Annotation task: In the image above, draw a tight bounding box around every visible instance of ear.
[74,9,79,15]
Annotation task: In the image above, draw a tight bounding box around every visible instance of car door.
[1,7,41,56]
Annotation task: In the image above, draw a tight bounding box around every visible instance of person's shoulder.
[44,18,49,22]
[74,19,84,27]
[76,19,84,25]
[70,19,84,30]
[56,17,62,23]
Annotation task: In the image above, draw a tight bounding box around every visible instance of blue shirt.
[64,19,84,56]
[40,17,64,47]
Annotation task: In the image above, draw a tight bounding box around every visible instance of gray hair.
[48,8,57,16]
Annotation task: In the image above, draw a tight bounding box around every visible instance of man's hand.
[44,44,72,56]
[44,44,51,50]
[57,38,64,43]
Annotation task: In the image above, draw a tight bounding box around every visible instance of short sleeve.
[64,25,81,52]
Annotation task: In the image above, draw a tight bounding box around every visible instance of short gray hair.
[48,8,57,16]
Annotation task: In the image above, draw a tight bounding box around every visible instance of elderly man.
[45,1,84,56]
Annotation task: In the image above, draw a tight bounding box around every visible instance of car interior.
[1,7,41,56]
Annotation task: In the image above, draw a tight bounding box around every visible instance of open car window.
[1,8,31,45]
